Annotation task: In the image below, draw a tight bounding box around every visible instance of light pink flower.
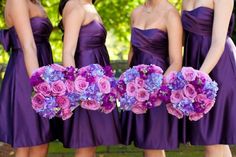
[170,90,184,103]
[34,82,51,96]
[183,84,197,100]
[166,103,184,119]
[51,80,66,96]
[62,109,73,120]
[181,67,197,81]
[74,76,89,93]
[135,77,145,88]
[51,64,66,72]
[151,65,163,74]
[189,112,204,121]
[196,71,211,81]
[65,80,75,93]
[153,99,162,107]
[126,82,137,97]
[56,96,70,109]
[204,100,215,114]
[164,71,177,84]
[195,94,208,104]
[135,88,150,102]
[98,77,111,94]
[131,102,147,114]
[81,100,100,110]
[32,93,45,111]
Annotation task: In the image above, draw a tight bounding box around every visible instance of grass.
[48,141,236,156]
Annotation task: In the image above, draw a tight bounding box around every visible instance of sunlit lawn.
[48,141,236,157]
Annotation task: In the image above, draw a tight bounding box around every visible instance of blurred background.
[0,0,236,156]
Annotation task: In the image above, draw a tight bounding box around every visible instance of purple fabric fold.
[0,29,11,51]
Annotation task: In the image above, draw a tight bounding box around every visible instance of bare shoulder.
[214,0,234,7]
[165,4,181,21]
[63,0,85,17]
[131,5,143,20]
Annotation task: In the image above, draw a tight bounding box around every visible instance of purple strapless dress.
[0,17,55,148]
[182,7,236,145]
[58,20,121,148]
[120,27,179,150]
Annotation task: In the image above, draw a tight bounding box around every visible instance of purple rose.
[181,67,197,82]
[34,82,51,96]
[135,88,150,102]
[32,93,45,111]
[51,80,67,96]
[104,66,114,77]
[126,82,137,97]
[98,77,111,94]
[170,90,184,104]
[131,102,147,114]
[183,84,197,100]
[81,100,100,110]
[166,103,184,119]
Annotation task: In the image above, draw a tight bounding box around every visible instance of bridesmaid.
[121,0,183,156]
[0,0,54,156]
[58,0,121,156]
[182,0,236,156]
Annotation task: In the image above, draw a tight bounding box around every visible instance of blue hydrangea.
[124,68,140,83]
[120,94,136,110]
[174,98,194,116]
[146,73,163,91]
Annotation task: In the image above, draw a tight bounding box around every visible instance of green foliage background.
[0,0,235,64]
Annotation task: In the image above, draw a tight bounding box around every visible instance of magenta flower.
[32,93,45,111]
[166,103,184,119]
[183,84,197,100]
[34,82,51,97]
[74,76,89,93]
[98,77,111,94]
[181,67,197,82]
[56,96,70,109]
[126,82,137,97]
[170,90,184,104]
[135,88,150,102]
[131,102,147,114]
[81,100,100,111]
[51,80,66,96]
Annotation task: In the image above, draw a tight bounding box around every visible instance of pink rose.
[65,80,75,93]
[135,88,150,102]
[74,76,89,93]
[131,102,147,114]
[56,96,70,109]
[51,64,66,72]
[151,65,163,74]
[170,90,184,103]
[195,94,208,104]
[51,80,66,96]
[61,108,73,120]
[204,100,215,114]
[196,71,211,81]
[126,82,137,97]
[34,82,51,96]
[101,104,116,114]
[32,93,45,111]
[183,84,197,100]
[164,71,177,84]
[98,77,111,94]
[153,99,162,107]
[181,67,197,81]
[166,103,184,119]
[81,100,100,110]
[189,112,204,121]
[135,77,145,88]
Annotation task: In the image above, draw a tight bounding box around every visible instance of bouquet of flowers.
[30,64,79,120]
[117,64,164,114]
[164,67,219,121]
[74,64,117,113]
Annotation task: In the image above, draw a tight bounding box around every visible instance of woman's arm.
[62,1,85,67]
[165,9,183,75]
[199,0,234,74]
[9,0,39,76]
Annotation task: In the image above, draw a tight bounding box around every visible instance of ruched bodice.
[0,17,52,51]
[130,28,169,71]
[182,7,235,36]
[77,20,106,51]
